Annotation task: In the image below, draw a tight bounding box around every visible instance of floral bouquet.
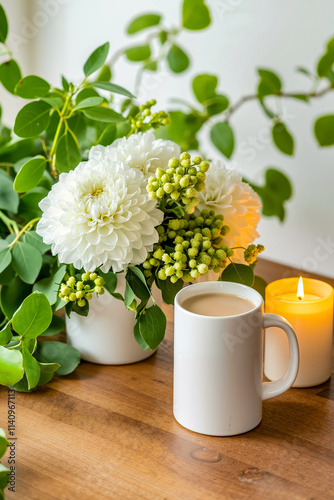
[36,128,264,350]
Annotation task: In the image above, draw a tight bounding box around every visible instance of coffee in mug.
[181,292,255,317]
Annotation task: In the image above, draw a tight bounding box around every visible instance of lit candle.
[265,277,333,387]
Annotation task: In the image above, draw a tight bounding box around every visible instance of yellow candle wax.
[264,277,333,387]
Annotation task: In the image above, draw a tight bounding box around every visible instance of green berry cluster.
[244,244,265,265]
[143,210,232,283]
[130,99,169,134]
[147,152,209,214]
[59,272,105,308]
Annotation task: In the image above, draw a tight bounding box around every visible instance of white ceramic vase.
[65,273,159,365]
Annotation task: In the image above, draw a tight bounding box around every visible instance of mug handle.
[262,313,299,401]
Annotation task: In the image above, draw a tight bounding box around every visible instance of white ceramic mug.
[173,281,299,436]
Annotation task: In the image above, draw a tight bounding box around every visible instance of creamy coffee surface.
[181,292,255,317]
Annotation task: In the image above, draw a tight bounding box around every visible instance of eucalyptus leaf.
[73,96,104,111]
[314,114,334,146]
[35,341,80,375]
[220,263,254,287]
[127,13,161,34]
[0,59,21,94]
[76,87,100,104]
[0,323,12,346]
[138,304,166,350]
[183,0,211,30]
[33,265,66,306]
[0,169,19,213]
[0,264,15,286]
[0,4,8,43]
[96,123,116,146]
[56,132,81,173]
[317,51,334,78]
[22,342,40,390]
[19,187,48,221]
[83,42,110,77]
[96,65,112,82]
[0,241,11,274]
[192,73,217,103]
[14,100,51,138]
[91,81,135,98]
[13,155,46,192]
[15,75,50,99]
[272,122,294,155]
[11,291,52,339]
[126,266,150,300]
[22,231,50,255]
[125,44,151,62]
[124,281,135,309]
[62,75,69,91]
[37,361,60,386]
[133,320,150,350]
[41,315,65,337]
[11,241,43,284]
[156,277,183,305]
[0,346,24,386]
[210,121,235,158]
[167,44,189,73]
[0,276,32,320]
[257,68,282,97]
[83,107,124,123]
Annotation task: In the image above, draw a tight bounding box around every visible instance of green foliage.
[11,241,43,284]
[0,59,21,94]
[272,122,294,155]
[167,45,190,73]
[219,263,255,287]
[0,4,8,43]
[35,341,80,375]
[182,0,211,30]
[0,170,19,212]
[210,121,235,158]
[83,42,110,77]
[56,132,81,173]
[127,13,161,34]
[257,68,282,97]
[138,304,166,349]
[14,100,51,138]
[91,81,135,98]
[125,45,151,62]
[314,115,334,146]
[251,168,293,222]
[156,277,183,305]
[14,156,46,192]
[15,75,50,99]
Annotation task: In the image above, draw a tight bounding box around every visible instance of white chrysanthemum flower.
[197,160,261,258]
[89,132,180,179]
[36,160,164,273]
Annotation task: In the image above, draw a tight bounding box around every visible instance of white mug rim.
[175,281,263,320]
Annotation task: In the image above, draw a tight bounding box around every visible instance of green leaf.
[138,304,166,349]
[18,187,47,221]
[210,121,235,158]
[250,168,292,222]
[41,315,65,337]
[192,73,217,103]
[168,111,204,150]
[14,100,51,138]
[33,265,66,306]
[314,115,334,146]
[0,276,32,320]
[317,52,334,78]
[22,231,50,255]
[0,59,21,94]
[96,65,112,82]
[0,346,24,385]
[62,75,69,91]
[37,361,60,386]
[15,75,50,99]
[83,42,110,77]
[0,170,19,213]
[272,122,294,155]
[156,277,183,305]
[22,342,40,390]
[97,269,117,294]
[0,4,8,43]
[257,68,282,97]
[124,281,135,309]
[296,66,313,78]
[11,241,43,284]
[133,320,150,350]
[220,263,254,287]
[56,132,81,173]
[41,96,62,108]
[83,107,124,123]
[125,44,151,62]
[182,0,211,30]
[264,168,292,201]
[0,241,11,274]
[0,323,12,346]
[143,60,158,72]
[126,267,150,301]
[0,430,9,457]
[96,123,116,146]
[91,81,135,98]
[167,44,189,73]
[35,341,80,375]
[13,155,46,192]
[12,291,52,339]
[0,264,15,286]
[73,96,103,111]
[127,13,161,34]
[75,87,100,104]
[252,275,267,300]
[206,94,229,116]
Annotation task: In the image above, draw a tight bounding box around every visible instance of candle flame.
[297,276,304,300]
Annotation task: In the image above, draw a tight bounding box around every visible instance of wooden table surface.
[2,258,334,500]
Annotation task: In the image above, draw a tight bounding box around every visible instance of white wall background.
[1,0,334,277]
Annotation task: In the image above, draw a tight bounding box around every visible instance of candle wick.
[298,296,303,301]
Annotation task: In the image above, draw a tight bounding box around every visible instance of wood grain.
[1,259,333,500]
